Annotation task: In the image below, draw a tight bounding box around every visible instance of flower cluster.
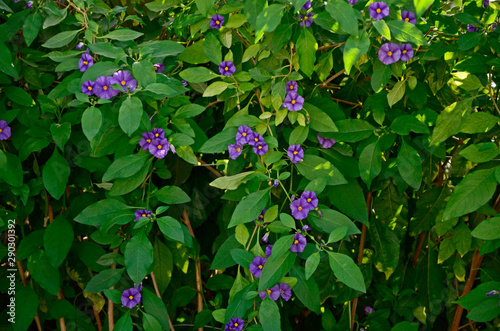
[378,43,414,65]
[228,125,269,159]
[290,232,307,253]
[224,318,244,331]
[82,71,137,99]
[265,244,273,257]
[78,49,93,72]
[290,190,318,220]
[134,209,152,221]
[369,2,389,20]
[210,14,225,29]
[121,283,142,309]
[0,120,12,140]
[317,135,336,149]
[283,81,305,111]
[139,128,176,159]
[249,256,267,278]
[467,24,479,32]
[259,283,292,301]
[219,60,236,76]
[287,144,304,164]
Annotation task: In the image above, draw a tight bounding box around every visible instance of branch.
[197,157,223,178]
[412,232,427,267]
[317,42,345,51]
[320,69,346,88]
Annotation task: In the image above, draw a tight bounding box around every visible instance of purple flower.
[94,76,120,99]
[287,144,304,164]
[14,0,21,2]
[467,24,478,32]
[228,143,243,160]
[153,63,165,74]
[253,142,268,155]
[284,92,304,111]
[364,306,375,315]
[78,49,93,72]
[483,0,489,7]
[302,225,311,231]
[121,287,141,309]
[249,256,267,278]
[262,232,269,243]
[299,14,313,27]
[259,284,280,301]
[134,209,152,221]
[210,14,225,29]
[290,233,306,253]
[0,120,12,140]
[369,2,389,20]
[280,283,292,301]
[139,132,155,150]
[317,135,336,149]
[248,132,264,146]
[149,138,170,159]
[265,244,273,257]
[348,0,358,4]
[81,81,95,96]
[112,70,137,93]
[76,42,84,50]
[219,61,236,76]
[378,43,401,65]
[486,290,498,296]
[255,208,267,224]
[151,128,165,140]
[236,125,253,144]
[290,199,310,220]
[169,144,176,154]
[273,179,279,187]
[301,1,311,10]
[286,81,298,92]
[492,23,498,31]
[400,44,414,61]
[26,1,32,8]
[401,10,416,25]
[224,318,244,331]
[301,191,318,209]
[182,80,188,87]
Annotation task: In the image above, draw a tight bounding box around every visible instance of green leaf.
[387,20,427,45]
[359,140,382,189]
[0,0,13,13]
[124,229,154,285]
[42,149,70,200]
[102,28,143,41]
[410,186,450,236]
[23,13,42,47]
[242,44,260,62]
[174,103,206,119]
[430,99,472,145]
[145,82,188,98]
[132,61,156,87]
[155,186,191,204]
[228,188,270,228]
[0,42,19,78]
[0,150,23,187]
[42,30,80,48]
[296,28,317,78]
[392,321,419,331]
[200,127,238,153]
[295,155,347,186]
[178,40,209,64]
[195,0,214,16]
[203,81,231,97]
[397,139,422,190]
[255,5,285,41]
[290,265,321,314]
[466,299,500,322]
[152,238,173,295]
[280,213,296,229]
[143,313,163,331]
[179,67,217,83]
[325,180,368,225]
[210,171,255,190]
[443,168,497,220]
[158,216,185,244]
[260,297,281,331]
[235,224,250,246]
[458,32,481,51]
[230,248,255,268]
[459,112,498,134]
[387,80,406,107]
[370,217,399,279]
[343,32,370,75]
[329,119,375,142]
[74,199,128,226]
[225,283,256,323]
[84,268,125,293]
[193,310,214,329]
[390,115,430,135]
[12,286,38,331]
[305,252,320,280]
[103,154,149,182]
[143,289,171,330]
[289,125,309,145]
[471,217,500,240]
[44,216,73,268]
[211,235,241,269]
[414,0,433,17]
[50,122,71,150]
[27,250,60,296]
[373,19,391,40]
[258,250,295,291]
[119,97,143,136]
[4,86,34,107]
[452,221,472,257]
[114,311,133,331]
[304,103,338,132]
[82,107,103,141]
[89,42,126,59]
[81,61,120,83]
[203,33,222,64]
[325,0,358,36]
[110,165,150,196]
[327,252,366,293]
[328,226,348,243]
[459,143,500,163]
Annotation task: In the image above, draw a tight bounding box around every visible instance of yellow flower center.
[376,8,381,13]
[225,66,229,71]
[290,85,294,89]
[128,295,134,300]
[121,80,126,85]
[142,214,146,217]
[216,20,220,25]
[291,100,296,104]
[402,50,407,54]
[254,138,259,142]
[242,132,246,136]
[258,265,263,269]
[234,323,239,327]
[88,86,92,91]
[258,145,262,149]
[157,145,162,149]
[404,17,409,22]
[305,16,308,20]
[155,133,159,137]
[259,215,264,219]
[83,61,88,65]
[147,139,151,143]
[294,240,299,244]
[0,129,2,133]
[103,86,108,90]
[236,148,241,152]
[267,289,272,294]
[307,198,311,202]
[154,66,158,71]
[387,51,393,56]
[298,206,302,211]
[293,151,298,155]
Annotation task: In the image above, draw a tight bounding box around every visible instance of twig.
[412,232,427,267]
[254,89,266,114]
[67,1,88,29]
[488,70,500,116]
[205,100,222,109]
[108,248,119,331]
[317,42,345,51]
[92,306,103,331]
[331,97,362,108]
[320,69,346,88]
[151,272,176,331]
[197,158,223,178]
[58,289,67,331]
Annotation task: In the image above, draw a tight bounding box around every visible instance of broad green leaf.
[12,286,38,331]
[359,141,382,189]
[0,42,19,78]
[390,115,430,135]
[328,226,348,243]
[459,112,498,134]
[81,61,120,83]
[193,310,214,329]
[304,103,338,132]
[177,40,209,64]
[242,44,260,62]
[371,60,392,92]
[228,188,270,227]
[387,20,427,45]
[230,248,255,268]
[195,0,214,16]
[82,107,102,141]
[42,149,70,200]
[102,28,143,41]
[308,208,361,235]
[458,32,481,50]
[305,252,320,280]
[373,19,391,40]
[325,180,368,224]
[144,82,188,97]
[42,30,80,48]
[103,154,149,182]
[211,235,241,269]
[27,250,60,296]
[392,321,419,331]
[430,99,472,145]
[295,155,347,186]
[414,0,433,17]
[290,265,321,314]
[119,97,143,136]
[74,199,128,226]
[443,168,497,220]
[397,139,422,190]
[210,171,255,190]
[258,250,295,291]
[0,150,23,187]
[225,283,256,323]
[4,86,34,107]
[114,311,133,331]
[410,186,450,236]
[143,313,163,331]
[329,119,375,142]
[387,80,406,107]
[0,0,12,13]
[370,218,399,279]
[84,268,125,293]
[296,28,317,77]
[466,299,500,322]
[89,42,126,59]
[109,165,149,196]
[155,186,191,204]
[203,81,231,97]
[152,238,173,295]
[325,0,358,36]
[124,229,154,285]
[143,289,171,330]
[260,297,281,331]
[23,13,42,47]
[452,221,471,257]
[132,61,156,87]
[50,122,71,150]
[343,32,370,75]
[44,216,73,268]
[459,143,500,163]
[199,127,238,153]
[289,125,309,145]
[173,103,206,119]
[471,217,500,240]
[158,216,185,244]
[203,33,222,64]
[255,5,284,41]
[327,252,366,292]
[235,224,250,246]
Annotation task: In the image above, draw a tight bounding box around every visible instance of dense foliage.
[1,0,500,330]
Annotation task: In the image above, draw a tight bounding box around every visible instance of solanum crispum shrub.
[1,0,500,330]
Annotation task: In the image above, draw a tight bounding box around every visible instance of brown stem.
[412,232,427,267]
[317,42,345,51]
[205,100,222,109]
[331,97,362,108]
[488,70,500,116]
[92,306,103,331]
[320,69,346,88]
[108,248,119,331]
[254,89,266,114]
[151,271,176,331]
[58,289,67,331]
[196,157,223,178]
